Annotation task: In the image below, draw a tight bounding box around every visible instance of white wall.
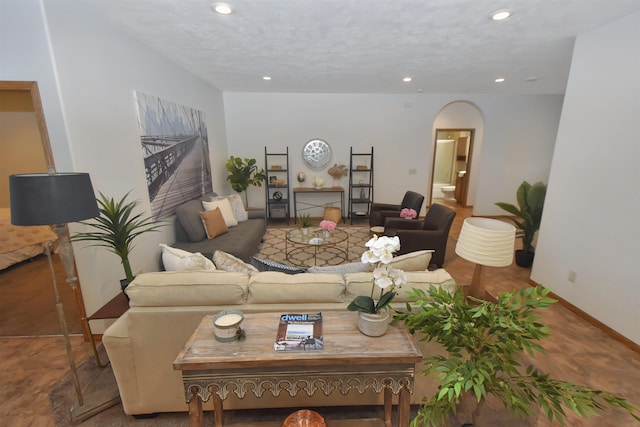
[533,12,640,345]
[224,93,562,217]
[1,0,228,321]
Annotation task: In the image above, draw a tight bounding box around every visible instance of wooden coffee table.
[173,311,422,427]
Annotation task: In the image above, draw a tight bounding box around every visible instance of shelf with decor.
[264,147,290,223]
[348,146,374,224]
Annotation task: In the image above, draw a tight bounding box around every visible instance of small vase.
[357,307,389,337]
[323,230,331,238]
[301,227,310,236]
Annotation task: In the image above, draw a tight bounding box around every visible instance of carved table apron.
[174,311,423,427]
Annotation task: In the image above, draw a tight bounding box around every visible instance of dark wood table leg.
[398,384,411,427]
[383,387,392,427]
[213,393,224,427]
[188,386,203,427]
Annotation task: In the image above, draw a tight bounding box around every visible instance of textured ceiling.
[82,0,640,94]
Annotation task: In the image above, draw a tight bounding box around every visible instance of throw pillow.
[159,244,216,271]
[226,194,249,222]
[389,250,434,271]
[307,262,370,274]
[250,257,307,274]
[199,208,228,239]
[213,250,258,273]
[202,198,238,227]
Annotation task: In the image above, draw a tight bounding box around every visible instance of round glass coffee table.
[285,228,349,267]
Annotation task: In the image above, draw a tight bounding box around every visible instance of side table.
[83,292,129,367]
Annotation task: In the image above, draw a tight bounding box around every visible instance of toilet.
[441,185,456,201]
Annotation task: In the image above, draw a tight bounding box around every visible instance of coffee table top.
[286,228,348,246]
[173,311,422,371]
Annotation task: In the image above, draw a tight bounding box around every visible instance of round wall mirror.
[302,139,332,170]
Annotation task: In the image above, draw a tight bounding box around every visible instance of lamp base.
[70,386,120,424]
[465,264,498,303]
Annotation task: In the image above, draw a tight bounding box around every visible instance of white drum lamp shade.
[455,217,516,299]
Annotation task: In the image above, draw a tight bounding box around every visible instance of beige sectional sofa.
[102,264,457,416]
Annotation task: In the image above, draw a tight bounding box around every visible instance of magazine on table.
[274,313,324,351]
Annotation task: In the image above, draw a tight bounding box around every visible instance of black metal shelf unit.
[264,147,290,223]
[348,146,374,224]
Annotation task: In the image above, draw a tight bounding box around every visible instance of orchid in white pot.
[348,235,406,336]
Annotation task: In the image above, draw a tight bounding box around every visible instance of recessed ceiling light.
[402,77,412,83]
[490,9,512,21]
[211,3,234,15]
[262,76,272,81]
[495,78,506,83]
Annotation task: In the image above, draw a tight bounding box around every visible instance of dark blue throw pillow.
[250,257,307,274]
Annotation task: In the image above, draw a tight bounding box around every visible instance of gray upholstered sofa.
[102,256,456,416]
[171,193,266,262]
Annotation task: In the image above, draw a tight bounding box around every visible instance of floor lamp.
[9,172,120,423]
[455,217,516,301]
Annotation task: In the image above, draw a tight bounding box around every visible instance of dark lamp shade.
[9,173,99,226]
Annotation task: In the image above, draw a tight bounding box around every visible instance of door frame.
[429,128,475,207]
[1,80,90,339]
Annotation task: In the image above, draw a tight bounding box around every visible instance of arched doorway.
[430,101,484,208]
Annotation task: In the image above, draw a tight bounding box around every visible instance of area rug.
[255,226,371,267]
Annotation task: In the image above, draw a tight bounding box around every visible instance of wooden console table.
[174,311,422,427]
[293,187,344,223]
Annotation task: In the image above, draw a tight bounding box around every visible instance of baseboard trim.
[528,279,640,354]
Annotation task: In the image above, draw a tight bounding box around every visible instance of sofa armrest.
[247,208,266,219]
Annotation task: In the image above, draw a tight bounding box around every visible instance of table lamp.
[9,171,120,422]
[455,217,516,300]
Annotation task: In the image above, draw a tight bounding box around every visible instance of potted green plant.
[72,191,165,292]
[225,156,266,207]
[298,213,314,235]
[393,285,640,427]
[495,180,547,267]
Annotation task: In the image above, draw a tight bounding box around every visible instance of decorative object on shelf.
[394,285,640,427]
[297,171,306,185]
[225,156,266,207]
[400,208,417,219]
[9,172,121,422]
[273,191,283,201]
[272,179,285,187]
[270,165,282,170]
[495,180,547,268]
[347,235,406,336]
[72,191,165,292]
[455,217,515,300]
[356,165,368,170]
[312,176,325,189]
[302,139,332,170]
[327,163,348,187]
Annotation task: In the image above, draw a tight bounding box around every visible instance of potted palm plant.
[394,285,640,427]
[298,213,314,235]
[495,180,547,267]
[225,156,266,207]
[72,191,165,292]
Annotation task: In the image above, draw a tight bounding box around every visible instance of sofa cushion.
[159,244,216,271]
[199,208,228,239]
[307,262,370,274]
[388,250,433,271]
[214,250,258,273]
[125,271,250,307]
[225,194,249,222]
[203,198,238,227]
[344,269,456,303]
[176,199,208,242]
[248,272,345,304]
[250,257,307,274]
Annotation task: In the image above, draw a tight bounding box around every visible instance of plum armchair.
[369,191,424,227]
[384,203,456,268]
